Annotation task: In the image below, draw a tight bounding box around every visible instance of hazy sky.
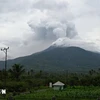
[0,0,100,60]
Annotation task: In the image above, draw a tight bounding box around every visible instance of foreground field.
[0,86,100,100]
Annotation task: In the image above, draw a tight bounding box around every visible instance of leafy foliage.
[1,64,100,99]
[9,64,25,81]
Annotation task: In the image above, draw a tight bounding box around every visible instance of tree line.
[0,64,100,94]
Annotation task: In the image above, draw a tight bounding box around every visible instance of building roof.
[53,81,65,86]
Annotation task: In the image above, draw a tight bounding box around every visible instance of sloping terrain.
[0,46,100,72]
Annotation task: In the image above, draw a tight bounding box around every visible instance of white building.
[53,81,65,90]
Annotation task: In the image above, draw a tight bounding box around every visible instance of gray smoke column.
[66,23,78,39]
[28,20,78,41]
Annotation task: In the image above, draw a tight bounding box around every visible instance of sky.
[0,0,100,60]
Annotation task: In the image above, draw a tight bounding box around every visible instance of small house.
[53,81,65,90]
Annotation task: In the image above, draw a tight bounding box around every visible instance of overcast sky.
[0,0,100,60]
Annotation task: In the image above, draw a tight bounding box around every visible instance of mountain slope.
[0,46,100,72]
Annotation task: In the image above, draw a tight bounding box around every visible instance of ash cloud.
[0,0,77,59]
[28,20,78,41]
[66,23,78,39]
[27,0,77,41]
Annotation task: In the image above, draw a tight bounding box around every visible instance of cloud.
[0,0,100,60]
[32,0,68,10]
[67,0,100,50]
[52,37,100,53]
[0,0,73,59]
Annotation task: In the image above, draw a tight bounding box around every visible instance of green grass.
[1,86,100,100]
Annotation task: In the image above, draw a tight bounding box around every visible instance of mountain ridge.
[0,46,100,72]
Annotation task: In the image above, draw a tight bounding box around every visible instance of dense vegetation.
[0,64,100,99]
[12,86,100,100]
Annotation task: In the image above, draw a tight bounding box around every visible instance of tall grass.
[0,86,100,100]
[14,86,100,100]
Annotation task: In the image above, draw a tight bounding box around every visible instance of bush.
[7,81,28,92]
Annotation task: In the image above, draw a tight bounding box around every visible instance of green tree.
[9,64,25,81]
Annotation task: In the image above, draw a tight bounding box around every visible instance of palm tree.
[9,64,25,81]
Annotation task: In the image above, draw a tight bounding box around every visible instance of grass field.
[0,86,100,100]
